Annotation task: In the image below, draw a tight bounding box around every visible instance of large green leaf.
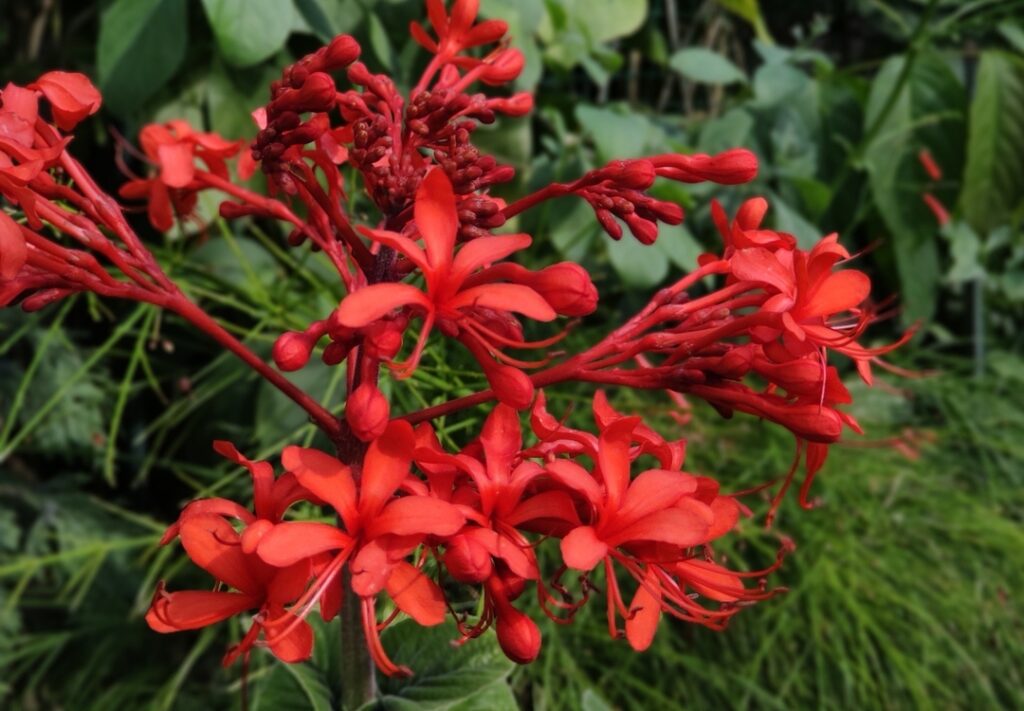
[669,48,747,85]
[960,51,1024,235]
[253,658,334,711]
[566,0,648,44]
[201,0,297,67]
[575,104,655,162]
[863,51,966,324]
[607,233,669,288]
[96,0,188,115]
[365,620,515,710]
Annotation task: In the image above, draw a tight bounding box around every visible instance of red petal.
[31,71,101,131]
[409,21,439,53]
[463,18,508,48]
[616,469,698,528]
[597,417,639,510]
[415,168,457,272]
[157,142,195,188]
[462,527,538,580]
[560,526,608,571]
[179,514,263,594]
[365,496,464,539]
[359,420,416,518]
[350,539,393,596]
[798,270,870,319]
[449,234,532,286]
[731,248,794,296]
[0,210,28,280]
[336,283,430,328]
[448,283,556,321]
[358,226,429,274]
[607,500,713,548]
[625,567,662,651]
[506,490,581,528]
[282,446,358,531]
[386,560,446,626]
[263,613,314,663]
[544,460,602,507]
[147,180,175,232]
[146,589,257,632]
[677,559,743,602]
[257,522,352,567]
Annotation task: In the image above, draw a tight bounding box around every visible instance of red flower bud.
[606,160,656,190]
[481,360,534,409]
[490,92,534,116]
[346,382,390,442]
[0,211,28,280]
[443,533,493,583]
[320,35,361,71]
[270,72,336,114]
[624,213,659,245]
[481,49,525,86]
[652,148,758,185]
[521,262,598,317]
[272,330,317,372]
[495,604,541,664]
[595,209,623,240]
[29,71,101,131]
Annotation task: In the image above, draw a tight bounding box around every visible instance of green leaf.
[368,12,397,73]
[96,0,188,115]
[716,0,773,44]
[863,51,966,324]
[575,104,654,161]
[571,0,648,44]
[607,233,669,288]
[960,51,1024,235]
[669,48,747,85]
[253,659,334,711]
[366,620,515,710]
[653,224,702,272]
[201,0,297,67]
[293,0,365,39]
[998,19,1024,54]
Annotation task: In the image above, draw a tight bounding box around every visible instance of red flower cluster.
[0,0,909,689]
[149,394,781,672]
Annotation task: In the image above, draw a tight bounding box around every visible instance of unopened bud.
[443,533,493,583]
[270,72,336,113]
[320,35,361,71]
[606,160,656,189]
[522,262,598,317]
[272,330,317,371]
[481,49,525,86]
[595,209,623,240]
[346,383,390,442]
[490,92,533,116]
[495,605,541,664]
[624,213,659,245]
[735,197,768,230]
[481,360,534,410]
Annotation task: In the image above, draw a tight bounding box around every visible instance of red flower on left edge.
[119,120,242,231]
[146,442,319,665]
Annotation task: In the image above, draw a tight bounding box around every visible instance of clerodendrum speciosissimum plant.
[0,0,909,691]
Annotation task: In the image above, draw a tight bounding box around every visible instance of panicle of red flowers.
[0,0,912,682]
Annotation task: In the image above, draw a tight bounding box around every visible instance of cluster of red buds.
[0,0,908,689]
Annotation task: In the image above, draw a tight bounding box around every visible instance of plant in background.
[0,0,906,707]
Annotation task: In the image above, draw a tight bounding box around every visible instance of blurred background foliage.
[1,0,1023,709]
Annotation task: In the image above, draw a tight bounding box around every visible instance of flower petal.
[157,141,195,188]
[336,283,431,328]
[263,613,314,663]
[625,567,662,651]
[386,560,447,626]
[597,417,639,510]
[676,559,744,602]
[415,168,457,272]
[560,525,608,571]
[257,522,352,567]
[365,495,464,539]
[797,269,870,319]
[0,210,28,280]
[606,499,713,548]
[616,469,698,528]
[282,446,358,531]
[359,420,416,518]
[449,234,532,286]
[731,248,794,296]
[448,284,556,321]
[146,589,257,632]
[179,514,263,594]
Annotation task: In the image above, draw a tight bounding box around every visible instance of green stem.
[339,570,375,710]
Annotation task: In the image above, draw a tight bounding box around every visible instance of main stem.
[339,569,375,709]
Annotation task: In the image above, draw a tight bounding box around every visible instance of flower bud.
[272,330,317,372]
[481,49,525,86]
[319,35,361,71]
[495,605,541,664]
[443,533,493,583]
[652,148,758,185]
[482,361,534,410]
[346,383,390,442]
[595,209,623,240]
[29,71,101,131]
[489,92,533,117]
[606,160,656,189]
[624,213,659,245]
[270,72,336,114]
[522,262,598,317]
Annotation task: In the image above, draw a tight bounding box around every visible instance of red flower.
[336,168,577,407]
[119,120,241,231]
[410,0,508,59]
[0,210,27,280]
[147,441,319,665]
[256,420,465,676]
